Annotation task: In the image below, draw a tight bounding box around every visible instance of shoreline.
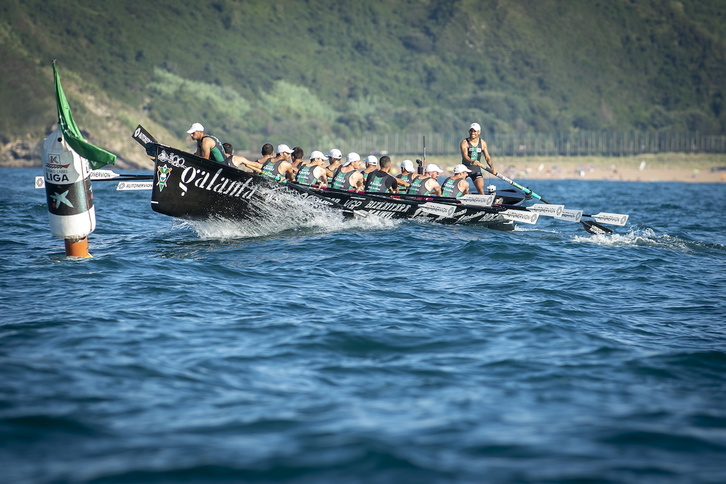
[404,153,726,183]
[7,152,726,183]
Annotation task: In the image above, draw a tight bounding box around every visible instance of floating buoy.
[42,127,95,258]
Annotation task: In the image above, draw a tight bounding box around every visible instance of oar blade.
[528,204,564,217]
[459,194,495,207]
[419,202,457,217]
[557,208,583,223]
[501,210,539,224]
[591,212,629,226]
[581,220,613,234]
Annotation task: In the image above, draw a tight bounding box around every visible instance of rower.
[364,156,399,194]
[261,144,295,181]
[187,122,226,163]
[399,159,419,184]
[407,163,443,196]
[325,148,343,179]
[441,164,471,197]
[291,146,305,171]
[222,142,255,171]
[331,152,364,191]
[362,155,378,182]
[295,150,329,187]
[256,143,275,165]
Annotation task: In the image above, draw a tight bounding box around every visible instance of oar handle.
[483,167,550,203]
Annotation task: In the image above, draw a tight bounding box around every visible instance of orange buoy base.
[64,238,91,258]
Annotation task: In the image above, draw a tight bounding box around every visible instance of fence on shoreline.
[335,131,726,157]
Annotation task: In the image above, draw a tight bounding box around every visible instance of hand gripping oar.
[483,167,615,234]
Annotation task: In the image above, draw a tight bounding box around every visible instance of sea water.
[1,168,725,483]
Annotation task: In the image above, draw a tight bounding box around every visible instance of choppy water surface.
[1,168,725,483]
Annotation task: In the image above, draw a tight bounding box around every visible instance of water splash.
[574,227,726,254]
[184,186,399,240]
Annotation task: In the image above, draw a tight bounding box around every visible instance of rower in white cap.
[295,150,329,187]
[325,148,343,179]
[362,155,378,182]
[441,164,472,198]
[407,163,443,196]
[330,152,364,191]
[187,122,226,163]
[261,144,295,181]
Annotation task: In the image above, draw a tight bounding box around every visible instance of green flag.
[53,61,116,169]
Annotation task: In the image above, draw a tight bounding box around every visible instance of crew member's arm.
[352,172,364,191]
[313,166,328,186]
[459,179,470,196]
[236,157,264,172]
[481,141,496,174]
[282,162,295,182]
[427,179,442,197]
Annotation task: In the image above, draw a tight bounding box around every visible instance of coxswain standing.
[187,122,226,163]
[459,122,496,194]
[441,164,472,198]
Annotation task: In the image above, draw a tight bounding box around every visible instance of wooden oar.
[482,167,617,234]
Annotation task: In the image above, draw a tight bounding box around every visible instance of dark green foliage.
[0,0,723,153]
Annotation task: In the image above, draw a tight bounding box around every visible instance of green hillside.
[1,0,724,168]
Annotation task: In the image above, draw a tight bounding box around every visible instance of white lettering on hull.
[175,163,258,200]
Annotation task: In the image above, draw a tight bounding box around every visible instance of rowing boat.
[144,142,527,229]
[138,138,527,230]
[130,125,629,234]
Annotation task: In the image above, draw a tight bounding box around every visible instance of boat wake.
[574,228,726,254]
[183,186,399,240]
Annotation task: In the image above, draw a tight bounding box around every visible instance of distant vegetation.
[0,0,724,167]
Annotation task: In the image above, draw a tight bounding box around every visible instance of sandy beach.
[407,153,726,183]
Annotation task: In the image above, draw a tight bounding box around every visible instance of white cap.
[277,144,293,154]
[365,155,378,165]
[425,163,443,173]
[326,148,342,159]
[187,122,204,134]
[343,152,360,166]
[310,150,326,160]
[469,122,481,131]
[400,159,415,172]
[454,164,472,174]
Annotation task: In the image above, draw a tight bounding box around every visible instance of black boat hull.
[147,144,515,230]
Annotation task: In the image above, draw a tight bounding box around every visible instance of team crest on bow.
[157,165,171,191]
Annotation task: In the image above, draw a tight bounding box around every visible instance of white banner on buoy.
[42,128,96,240]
